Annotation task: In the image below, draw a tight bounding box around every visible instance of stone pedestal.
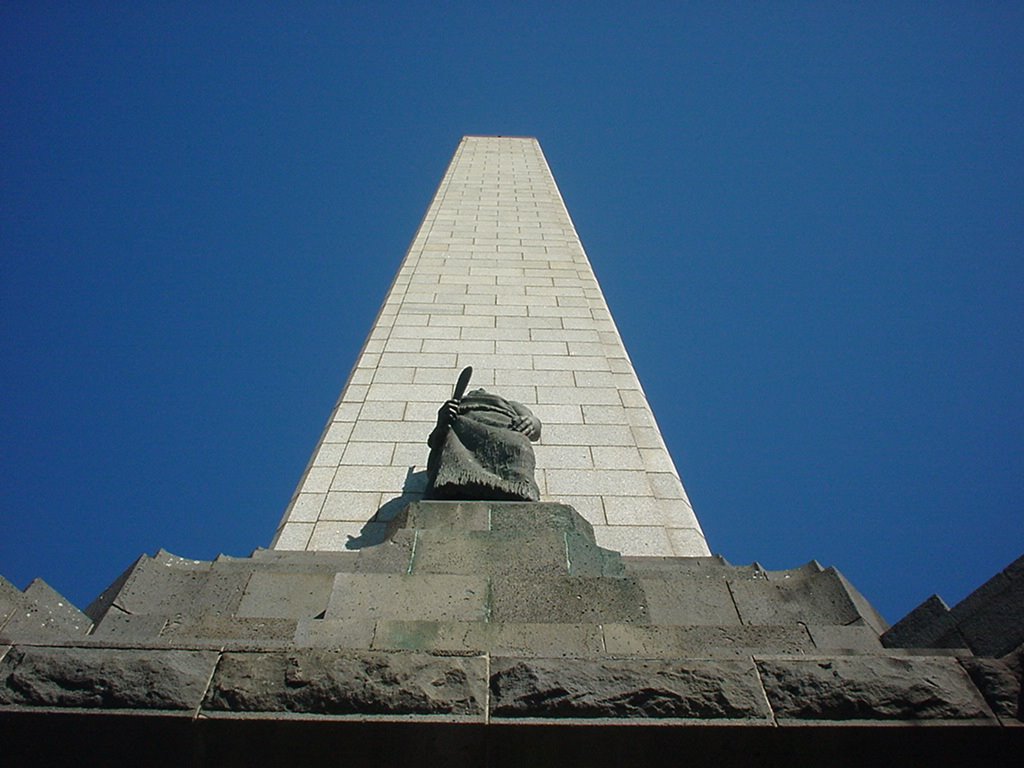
[3,502,1020,765]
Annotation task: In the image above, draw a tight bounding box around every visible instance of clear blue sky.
[2,4,1021,623]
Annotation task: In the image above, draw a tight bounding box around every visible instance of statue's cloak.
[426,390,540,501]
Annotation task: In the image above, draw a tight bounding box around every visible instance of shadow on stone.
[345,468,427,550]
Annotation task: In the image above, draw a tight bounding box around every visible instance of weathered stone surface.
[564,532,626,577]
[955,565,1024,658]
[603,624,813,657]
[488,503,595,539]
[882,594,966,650]
[0,646,218,710]
[807,622,883,651]
[88,611,170,641]
[293,618,376,648]
[489,658,770,720]
[327,573,488,623]
[389,501,491,533]
[960,656,1022,722]
[373,621,605,656]
[0,577,23,628]
[161,615,297,643]
[350,533,415,573]
[104,556,211,618]
[833,570,889,634]
[410,530,570,578]
[757,656,994,721]
[0,579,91,640]
[640,578,740,625]
[204,650,486,717]
[489,576,647,624]
[730,568,863,627]
[237,572,334,619]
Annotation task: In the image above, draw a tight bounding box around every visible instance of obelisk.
[272,136,709,558]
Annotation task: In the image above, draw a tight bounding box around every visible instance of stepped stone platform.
[2,502,1021,766]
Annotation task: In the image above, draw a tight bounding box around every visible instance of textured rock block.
[327,573,488,622]
[0,646,218,711]
[489,658,771,720]
[603,624,813,657]
[410,530,570,578]
[489,576,647,624]
[730,568,863,627]
[0,579,91,640]
[955,567,1024,658]
[161,615,298,643]
[757,656,994,721]
[640,578,740,625]
[373,621,605,657]
[99,555,211,618]
[882,594,965,650]
[293,618,376,648]
[204,650,486,717]
[807,622,883,651]
[959,656,1022,723]
[389,501,491,532]
[237,572,334,619]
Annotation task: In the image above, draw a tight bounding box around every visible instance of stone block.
[489,657,771,720]
[565,532,626,578]
[203,650,486,718]
[410,530,570,579]
[161,615,297,643]
[603,624,813,658]
[350,534,415,573]
[489,576,647,624]
[807,623,883,651]
[666,527,712,557]
[88,612,170,641]
[757,656,995,722]
[97,556,210,620]
[293,618,376,648]
[593,525,672,557]
[327,573,488,623]
[390,501,491,532]
[0,579,91,640]
[729,568,863,627]
[0,577,24,632]
[959,656,1022,723]
[0,646,218,711]
[373,621,605,656]
[640,577,741,625]
[882,594,967,650]
[954,567,1024,658]
[236,572,334,620]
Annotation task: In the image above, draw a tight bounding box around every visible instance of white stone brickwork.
[272,136,710,557]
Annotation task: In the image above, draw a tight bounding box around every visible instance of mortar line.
[750,655,778,727]
[192,647,224,721]
[407,530,418,575]
[484,652,490,725]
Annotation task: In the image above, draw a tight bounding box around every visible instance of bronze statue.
[425,368,542,501]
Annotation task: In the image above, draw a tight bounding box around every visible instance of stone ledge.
[0,646,218,711]
[203,649,487,719]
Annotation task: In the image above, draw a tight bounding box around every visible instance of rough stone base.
[2,502,1021,764]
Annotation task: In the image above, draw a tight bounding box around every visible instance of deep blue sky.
[2,4,1021,623]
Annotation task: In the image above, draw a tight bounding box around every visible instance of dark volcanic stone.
[489,576,647,624]
[757,656,995,721]
[489,658,770,719]
[882,594,966,650]
[960,656,1022,722]
[0,646,218,710]
[204,650,486,717]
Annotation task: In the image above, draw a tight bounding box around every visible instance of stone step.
[0,578,92,641]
